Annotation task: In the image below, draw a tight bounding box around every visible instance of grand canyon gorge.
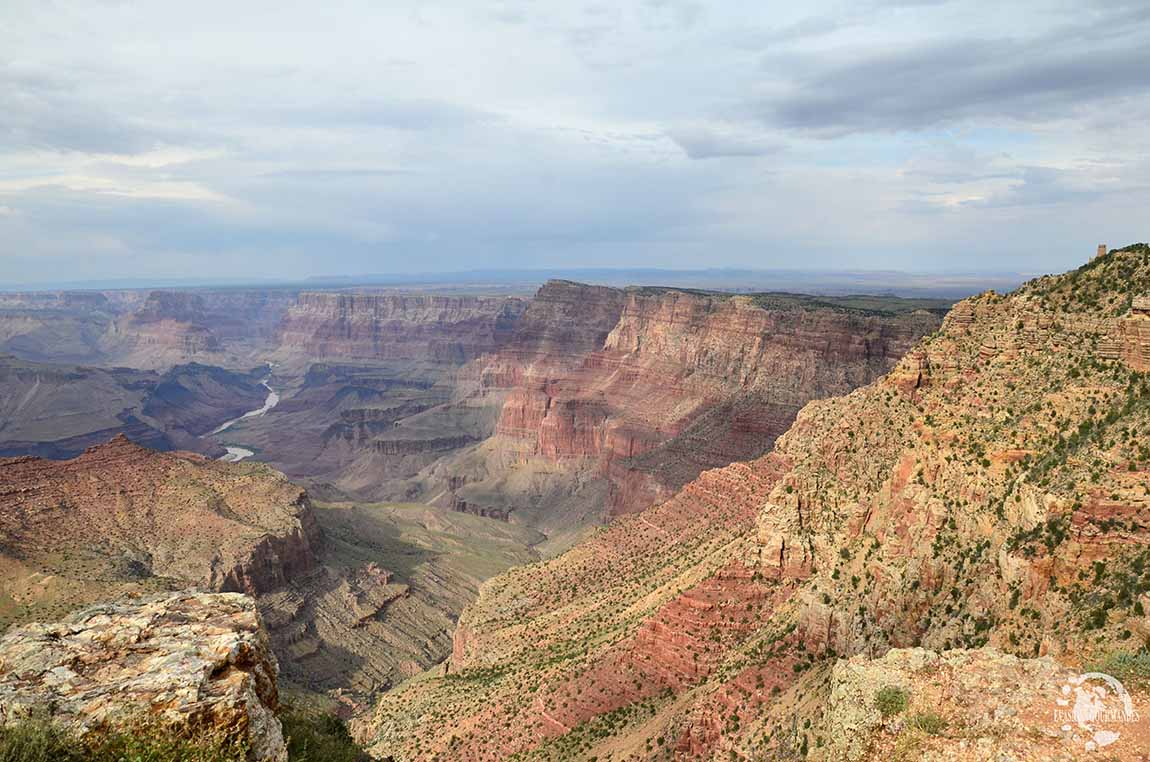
[3,245,1150,760]
[5,1,1150,759]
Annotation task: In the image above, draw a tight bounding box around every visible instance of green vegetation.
[282,711,370,762]
[908,712,948,735]
[623,285,952,317]
[0,712,368,762]
[0,719,246,762]
[1087,649,1150,690]
[874,686,910,718]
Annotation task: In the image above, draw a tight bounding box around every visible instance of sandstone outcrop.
[0,592,288,762]
[1119,294,1150,371]
[817,647,1149,762]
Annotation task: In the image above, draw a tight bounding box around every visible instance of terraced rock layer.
[275,292,527,363]
[410,282,943,541]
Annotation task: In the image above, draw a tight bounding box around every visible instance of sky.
[2,0,1149,286]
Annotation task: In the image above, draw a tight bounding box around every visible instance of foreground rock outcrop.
[0,592,288,762]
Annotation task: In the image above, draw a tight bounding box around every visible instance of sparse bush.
[0,711,368,762]
[282,711,369,762]
[1088,650,1150,690]
[874,686,910,718]
[0,717,246,762]
[909,712,947,735]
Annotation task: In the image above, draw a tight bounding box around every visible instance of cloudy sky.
[2,0,1149,285]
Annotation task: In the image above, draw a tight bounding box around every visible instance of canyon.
[360,244,1150,761]
[0,273,969,756]
[6,250,1150,760]
[0,281,943,548]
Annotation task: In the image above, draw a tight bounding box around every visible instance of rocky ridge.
[0,435,318,625]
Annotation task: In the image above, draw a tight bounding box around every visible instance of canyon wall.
[0,287,295,368]
[0,356,267,459]
[104,289,299,368]
[409,282,942,540]
[275,292,527,363]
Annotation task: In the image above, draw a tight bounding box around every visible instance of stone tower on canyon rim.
[1097,243,1108,258]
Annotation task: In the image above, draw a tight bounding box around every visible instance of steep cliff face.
[361,244,1150,761]
[107,290,223,357]
[0,435,318,625]
[275,292,527,363]
[420,283,941,539]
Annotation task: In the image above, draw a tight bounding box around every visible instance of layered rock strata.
[418,282,943,537]
[275,292,527,363]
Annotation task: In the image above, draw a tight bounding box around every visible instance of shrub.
[908,712,947,735]
[0,718,246,762]
[874,686,910,718]
[282,711,370,762]
[0,711,369,762]
[1088,650,1150,690]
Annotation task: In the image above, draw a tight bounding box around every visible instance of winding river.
[213,378,280,462]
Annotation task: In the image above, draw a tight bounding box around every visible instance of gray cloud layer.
[1,0,1149,285]
[763,35,1150,134]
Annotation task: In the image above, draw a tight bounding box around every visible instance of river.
[213,379,280,462]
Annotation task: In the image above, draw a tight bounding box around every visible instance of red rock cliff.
[461,284,940,519]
